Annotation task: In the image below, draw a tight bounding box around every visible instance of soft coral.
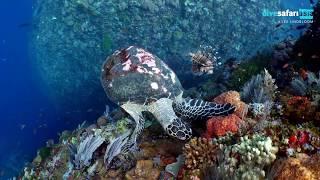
[203,114,243,138]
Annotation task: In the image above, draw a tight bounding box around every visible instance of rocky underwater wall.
[31,0,289,110]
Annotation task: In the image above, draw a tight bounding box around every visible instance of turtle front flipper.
[173,95,236,120]
[148,98,192,140]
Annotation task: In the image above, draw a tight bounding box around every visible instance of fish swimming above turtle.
[189,45,221,75]
[100,46,235,150]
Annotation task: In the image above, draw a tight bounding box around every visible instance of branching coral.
[183,137,219,178]
[241,69,278,104]
[213,134,278,180]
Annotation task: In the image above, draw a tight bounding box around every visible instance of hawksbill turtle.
[100,46,235,147]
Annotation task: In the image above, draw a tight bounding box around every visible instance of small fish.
[18,22,33,28]
[311,54,319,59]
[297,52,303,57]
[33,128,37,135]
[19,124,26,130]
[296,24,308,30]
[299,68,308,80]
[282,63,289,69]
[275,23,283,28]
[189,51,214,75]
[38,123,47,128]
[189,46,219,75]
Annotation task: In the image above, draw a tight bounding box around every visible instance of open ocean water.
[0,0,94,178]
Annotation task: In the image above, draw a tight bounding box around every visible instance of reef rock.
[270,154,320,180]
[125,160,160,180]
[213,91,247,118]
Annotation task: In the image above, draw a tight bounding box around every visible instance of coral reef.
[270,154,320,180]
[228,53,271,90]
[241,69,278,104]
[72,134,105,169]
[271,38,295,68]
[212,91,248,118]
[17,21,320,179]
[203,114,244,138]
[104,130,131,169]
[165,155,184,178]
[183,137,219,178]
[283,96,314,124]
[213,134,278,180]
[290,71,320,98]
[125,160,160,180]
[292,1,320,72]
[31,0,290,108]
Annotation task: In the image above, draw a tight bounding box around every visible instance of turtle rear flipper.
[173,97,236,120]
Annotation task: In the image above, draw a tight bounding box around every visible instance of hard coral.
[270,154,320,180]
[183,137,219,178]
[125,160,160,180]
[213,134,278,180]
[213,91,248,118]
[204,114,243,138]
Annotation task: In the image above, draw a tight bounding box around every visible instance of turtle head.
[165,118,192,140]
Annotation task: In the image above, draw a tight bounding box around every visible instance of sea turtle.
[101,46,235,146]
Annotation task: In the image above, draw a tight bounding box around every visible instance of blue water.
[0,0,51,178]
[0,0,89,178]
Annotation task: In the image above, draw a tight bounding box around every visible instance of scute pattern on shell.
[101,46,183,104]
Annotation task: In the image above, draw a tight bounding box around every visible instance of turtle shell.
[101,46,183,104]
